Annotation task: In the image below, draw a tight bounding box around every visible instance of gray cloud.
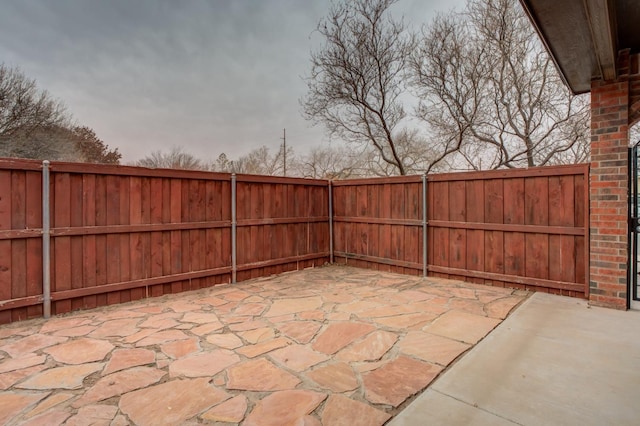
[0,0,461,163]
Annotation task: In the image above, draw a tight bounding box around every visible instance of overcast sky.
[0,0,462,163]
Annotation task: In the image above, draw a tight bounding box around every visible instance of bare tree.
[302,0,414,175]
[0,64,121,164]
[137,146,205,170]
[292,144,362,179]
[409,0,589,169]
[70,126,121,164]
[210,145,294,176]
[0,125,78,161]
[0,64,68,138]
[358,128,445,176]
[0,124,121,163]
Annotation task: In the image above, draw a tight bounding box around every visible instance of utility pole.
[281,128,287,177]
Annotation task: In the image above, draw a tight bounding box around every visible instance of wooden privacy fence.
[0,158,329,323]
[333,164,589,298]
[0,159,589,324]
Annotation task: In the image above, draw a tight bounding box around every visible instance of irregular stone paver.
[362,356,442,407]
[326,312,351,321]
[190,322,224,335]
[228,319,268,331]
[337,300,382,313]
[239,327,275,344]
[0,326,30,339]
[0,391,49,425]
[449,298,487,316]
[23,392,74,419]
[0,334,67,357]
[298,310,324,320]
[138,316,179,330]
[222,290,251,301]
[0,365,47,390]
[0,354,46,374]
[485,296,523,319]
[167,300,201,313]
[135,329,189,346]
[89,318,140,338]
[312,322,376,354]
[20,409,70,426]
[373,312,437,329]
[110,415,129,426]
[237,336,290,358]
[244,390,326,426]
[51,325,97,337]
[336,330,397,362]
[196,296,229,307]
[306,362,358,392]
[277,321,322,344]
[269,344,329,372]
[120,378,229,426]
[227,358,300,391]
[396,289,434,303]
[72,367,165,407]
[181,312,220,324]
[161,337,200,359]
[98,309,146,321]
[301,415,322,426]
[321,394,391,426]
[44,338,114,364]
[201,394,247,423]
[265,296,323,317]
[65,404,118,426]
[169,350,240,378]
[38,317,92,334]
[16,363,104,390]
[424,310,501,344]
[121,328,156,343]
[268,313,296,322]
[0,266,528,425]
[103,348,155,375]
[234,303,266,316]
[399,331,470,365]
[206,333,243,349]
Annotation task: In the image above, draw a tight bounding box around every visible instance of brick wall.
[589,50,640,308]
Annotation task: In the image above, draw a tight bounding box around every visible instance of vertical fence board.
[25,170,42,318]
[53,172,72,314]
[82,174,97,309]
[504,178,525,224]
[11,172,28,321]
[69,174,84,311]
[0,170,12,324]
[525,177,549,226]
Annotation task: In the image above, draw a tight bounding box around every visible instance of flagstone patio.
[0,265,528,425]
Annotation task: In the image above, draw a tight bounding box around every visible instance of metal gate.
[628,142,640,307]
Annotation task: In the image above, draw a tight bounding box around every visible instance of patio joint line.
[431,388,524,425]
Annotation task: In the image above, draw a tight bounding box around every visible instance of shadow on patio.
[0,265,528,425]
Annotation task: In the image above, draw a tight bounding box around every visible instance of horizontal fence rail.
[0,158,589,324]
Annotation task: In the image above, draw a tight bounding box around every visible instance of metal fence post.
[422,173,428,277]
[231,173,237,283]
[329,181,334,263]
[42,161,51,318]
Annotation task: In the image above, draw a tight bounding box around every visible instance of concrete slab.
[390,389,517,426]
[391,293,640,426]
